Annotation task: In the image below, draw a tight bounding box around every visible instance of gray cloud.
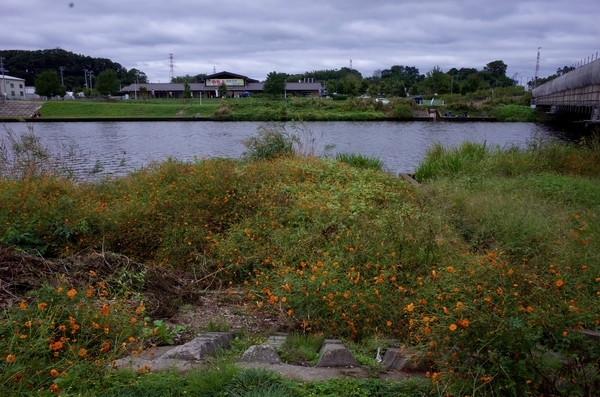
[2,0,599,83]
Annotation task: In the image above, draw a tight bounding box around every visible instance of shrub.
[492,104,540,122]
[242,125,295,160]
[392,103,414,119]
[335,152,385,171]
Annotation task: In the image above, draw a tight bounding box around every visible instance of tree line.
[0,48,148,97]
[258,60,525,98]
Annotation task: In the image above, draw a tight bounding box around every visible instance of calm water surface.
[27,121,562,178]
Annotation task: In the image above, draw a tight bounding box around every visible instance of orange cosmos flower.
[101,304,109,316]
[556,280,564,287]
[458,319,470,328]
[38,302,48,310]
[49,384,61,393]
[100,341,111,353]
[50,369,60,377]
[66,289,77,299]
[19,301,27,311]
[449,324,458,331]
[49,341,64,351]
[5,354,16,363]
[77,348,87,357]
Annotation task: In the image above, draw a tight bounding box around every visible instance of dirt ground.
[0,245,293,337]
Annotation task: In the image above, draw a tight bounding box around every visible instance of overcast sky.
[3,0,599,84]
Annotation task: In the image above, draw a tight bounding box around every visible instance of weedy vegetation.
[0,123,599,396]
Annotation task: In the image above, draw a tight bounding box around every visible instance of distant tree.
[482,60,514,87]
[556,66,575,76]
[218,82,228,98]
[172,74,206,83]
[139,86,148,100]
[122,68,148,86]
[95,69,120,95]
[34,70,65,97]
[483,60,508,76]
[183,82,192,100]
[415,66,450,95]
[263,71,286,98]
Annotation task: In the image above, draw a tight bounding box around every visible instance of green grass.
[1,127,600,395]
[278,332,325,365]
[37,97,397,121]
[34,91,538,121]
[39,99,221,118]
[335,152,385,171]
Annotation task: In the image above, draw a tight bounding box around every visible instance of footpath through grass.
[1,125,599,395]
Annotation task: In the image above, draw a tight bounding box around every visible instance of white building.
[1,74,26,99]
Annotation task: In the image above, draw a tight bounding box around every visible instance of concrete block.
[239,344,283,364]
[382,348,429,371]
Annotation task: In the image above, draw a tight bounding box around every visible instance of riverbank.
[0,98,524,122]
[1,128,598,395]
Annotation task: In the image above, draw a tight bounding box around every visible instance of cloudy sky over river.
[3,0,599,83]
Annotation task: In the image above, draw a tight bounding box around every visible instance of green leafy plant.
[142,320,186,345]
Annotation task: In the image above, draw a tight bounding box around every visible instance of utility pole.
[0,57,6,99]
[59,66,65,86]
[534,47,541,88]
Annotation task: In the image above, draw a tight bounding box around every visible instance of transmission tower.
[169,54,174,82]
[534,47,541,88]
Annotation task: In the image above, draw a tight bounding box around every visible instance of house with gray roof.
[120,71,324,99]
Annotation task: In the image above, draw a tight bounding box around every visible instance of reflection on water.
[22,120,571,179]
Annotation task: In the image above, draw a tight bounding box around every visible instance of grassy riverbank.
[1,125,598,395]
[35,97,539,121]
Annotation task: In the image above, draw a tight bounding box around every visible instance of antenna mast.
[534,47,541,88]
[169,54,174,82]
[350,59,352,70]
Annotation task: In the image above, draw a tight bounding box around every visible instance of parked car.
[375,98,390,105]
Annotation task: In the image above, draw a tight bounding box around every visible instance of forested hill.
[0,48,147,90]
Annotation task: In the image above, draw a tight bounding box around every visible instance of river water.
[20,121,566,178]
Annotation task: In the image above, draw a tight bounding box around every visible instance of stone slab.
[263,333,288,349]
[382,347,429,371]
[239,344,283,364]
[315,340,359,367]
